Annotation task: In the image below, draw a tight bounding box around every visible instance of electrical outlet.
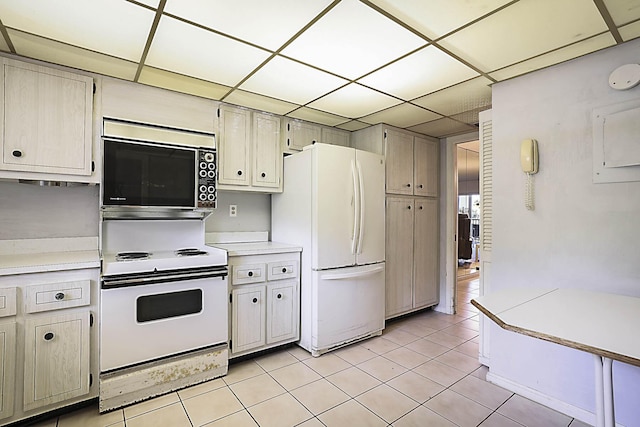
[229,205,237,217]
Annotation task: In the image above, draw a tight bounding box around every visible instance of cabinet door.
[0,58,93,176]
[252,113,281,188]
[266,281,298,344]
[321,127,350,147]
[0,322,16,420]
[23,312,90,411]
[232,286,266,354]
[385,130,414,195]
[219,105,251,186]
[414,137,438,197]
[413,199,439,308]
[385,197,414,318]
[284,120,321,151]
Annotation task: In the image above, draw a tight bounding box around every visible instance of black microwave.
[102,139,217,210]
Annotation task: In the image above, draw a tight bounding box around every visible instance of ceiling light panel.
[138,66,232,100]
[163,0,334,51]
[603,0,640,26]
[438,0,608,72]
[145,15,271,87]
[360,103,441,128]
[359,45,479,100]
[619,21,640,41]
[224,90,299,116]
[287,107,350,126]
[281,0,426,80]
[8,30,139,80]
[412,77,492,116]
[367,0,513,39]
[308,83,402,118]
[489,33,615,81]
[409,117,476,138]
[239,56,348,105]
[0,0,155,62]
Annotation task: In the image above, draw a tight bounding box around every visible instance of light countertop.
[208,241,302,257]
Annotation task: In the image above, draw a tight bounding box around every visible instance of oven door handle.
[102,269,228,288]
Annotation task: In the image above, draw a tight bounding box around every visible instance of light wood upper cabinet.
[282,119,321,153]
[252,113,281,188]
[385,129,415,195]
[414,136,439,197]
[0,57,93,177]
[321,127,350,147]
[219,105,251,186]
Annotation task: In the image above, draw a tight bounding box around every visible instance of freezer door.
[355,149,386,265]
[313,144,357,269]
[311,263,385,351]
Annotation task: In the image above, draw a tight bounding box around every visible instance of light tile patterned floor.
[31,277,593,427]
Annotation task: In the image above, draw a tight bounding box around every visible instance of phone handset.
[521,139,538,210]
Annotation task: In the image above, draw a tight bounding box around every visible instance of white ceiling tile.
[138,66,232,100]
[239,56,348,105]
[367,0,513,39]
[412,77,492,116]
[619,20,640,42]
[145,15,271,87]
[287,107,349,127]
[438,0,608,72]
[360,103,441,128]
[164,0,333,50]
[136,0,161,8]
[489,33,616,81]
[408,117,476,138]
[281,0,426,79]
[450,107,489,126]
[0,0,155,61]
[8,29,138,80]
[603,0,640,26]
[358,45,479,100]
[224,90,298,116]
[307,83,402,118]
[338,121,371,131]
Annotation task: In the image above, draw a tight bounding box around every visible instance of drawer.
[232,264,266,285]
[25,280,91,313]
[267,260,298,281]
[0,287,17,317]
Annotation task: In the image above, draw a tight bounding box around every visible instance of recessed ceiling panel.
[164,0,334,51]
[603,0,640,26]
[338,120,372,131]
[146,16,271,87]
[619,21,640,41]
[409,117,476,138]
[138,66,232,100]
[281,0,426,80]
[287,107,349,127]
[360,103,441,128]
[438,0,608,72]
[9,29,138,80]
[489,33,616,81]
[359,45,479,100]
[367,0,513,39]
[308,83,402,118]
[239,56,348,105]
[224,90,299,116]
[0,0,155,61]
[412,77,492,116]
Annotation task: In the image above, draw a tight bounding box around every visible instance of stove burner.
[116,251,151,261]
[175,248,209,257]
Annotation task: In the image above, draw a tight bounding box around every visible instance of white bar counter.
[472,288,640,427]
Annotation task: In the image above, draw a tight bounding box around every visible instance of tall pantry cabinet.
[352,125,439,319]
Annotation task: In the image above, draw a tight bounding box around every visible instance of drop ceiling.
[0,0,638,138]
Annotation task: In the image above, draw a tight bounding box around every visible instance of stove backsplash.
[101,219,205,254]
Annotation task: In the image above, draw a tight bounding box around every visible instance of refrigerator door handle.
[320,265,385,280]
[356,159,365,254]
[351,160,360,255]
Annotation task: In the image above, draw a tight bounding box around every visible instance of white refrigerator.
[272,143,385,356]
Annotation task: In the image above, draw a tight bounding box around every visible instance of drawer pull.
[237,170,243,176]
[261,172,266,178]
[12,149,23,158]
[277,293,282,299]
[55,292,65,300]
[248,271,253,277]
[252,297,258,304]
[44,332,55,341]
[281,267,287,273]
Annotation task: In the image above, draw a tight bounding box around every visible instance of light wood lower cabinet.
[386,196,439,319]
[0,322,16,420]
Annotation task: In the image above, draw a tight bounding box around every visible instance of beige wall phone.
[521,139,538,210]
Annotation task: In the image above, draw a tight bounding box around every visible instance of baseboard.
[486,371,611,426]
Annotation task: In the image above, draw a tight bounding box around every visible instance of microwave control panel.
[197,149,217,209]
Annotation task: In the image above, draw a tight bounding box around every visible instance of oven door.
[100,271,227,372]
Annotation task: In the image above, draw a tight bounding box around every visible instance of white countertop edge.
[208,241,302,256]
[0,259,101,276]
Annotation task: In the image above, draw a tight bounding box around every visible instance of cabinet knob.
[281,267,287,273]
[237,170,243,176]
[12,149,22,158]
[419,206,423,210]
[287,138,291,146]
[44,332,55,341]
[418,184,423,188]
[252,297,258,304]
[277,293,282,299]
[55,292,65,300]
[408,205,412,210]
[406,183,411,187]
[248,271,253,277]
[261,172,266,178]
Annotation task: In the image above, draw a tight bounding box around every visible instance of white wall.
[489,39,640,425]
[204,191,271,233]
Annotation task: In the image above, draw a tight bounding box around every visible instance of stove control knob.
[204,152,215,162]
[55,292,65,300]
